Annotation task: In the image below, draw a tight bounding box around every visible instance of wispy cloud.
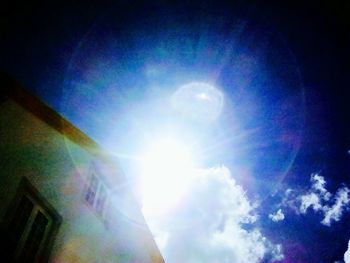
[300,192,322,213]
[144,166,283,263]
[310,173,331,200]
[281,173,350,226]
[269,209,285,222]
[321,187,350,226]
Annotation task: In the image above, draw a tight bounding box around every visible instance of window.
[1,178,61,262]
[85,173,99,206]
[84,170,109,222]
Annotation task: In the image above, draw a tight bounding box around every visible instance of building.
[0,73,164,263]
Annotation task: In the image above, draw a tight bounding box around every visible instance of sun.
[140,137,195,215]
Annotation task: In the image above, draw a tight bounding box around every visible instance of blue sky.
[1,1,350,262]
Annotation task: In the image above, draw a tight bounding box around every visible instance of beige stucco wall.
[0,98,161,263]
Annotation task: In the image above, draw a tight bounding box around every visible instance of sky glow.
[171,82,224,122]
[53,4,350,261]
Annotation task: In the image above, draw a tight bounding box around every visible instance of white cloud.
[269,209,285,222]
[298,173,331,215]
[300,192,322,213]
[144,166,283,263]
[322,186,350,226]
[281,188,299,213]
[310,173,331,200]
[282,173,350,226]
[269,243,284,262]
[344,240,350,263]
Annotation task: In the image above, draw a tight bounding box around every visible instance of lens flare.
[171,82,224,122]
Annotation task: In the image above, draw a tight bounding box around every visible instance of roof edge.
[0,72,101,153]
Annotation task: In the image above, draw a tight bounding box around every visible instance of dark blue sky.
[1,1,350,262]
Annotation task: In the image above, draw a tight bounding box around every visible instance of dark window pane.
[19,211,49,263]
[8,195,34,255]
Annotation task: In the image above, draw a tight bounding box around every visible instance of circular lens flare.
[172,82,224,122]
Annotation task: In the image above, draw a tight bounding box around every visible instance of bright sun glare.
[140,138,195,214]
[140,82,223,215]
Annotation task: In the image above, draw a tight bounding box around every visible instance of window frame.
[84,165,110,227]
[1,177,62,262]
